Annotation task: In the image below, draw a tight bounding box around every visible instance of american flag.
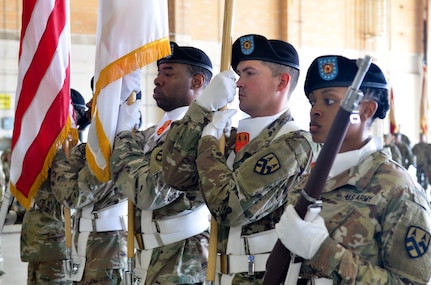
[10,0,72,208]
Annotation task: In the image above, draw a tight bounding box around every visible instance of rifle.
[263,55,372,285]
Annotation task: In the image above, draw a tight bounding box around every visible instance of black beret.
[70,88,86,109]
[304,55,388,97]
[231,34,300,71]
[157,42,213,75]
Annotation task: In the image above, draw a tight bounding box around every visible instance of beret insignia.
[240,35,255,55]
[405,226,430,258]
[318,56,338,81]
[254,153,280,175]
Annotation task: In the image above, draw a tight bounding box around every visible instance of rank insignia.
[405,226,430,258]
[155,149,163,161]
[165,43,175,59]
[254,153,280,175]
[318,56,338,81]
[235,132,250,153]
[157,120,172,136]
[240,35,255,55]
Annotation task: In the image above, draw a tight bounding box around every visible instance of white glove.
[116,99,142,133]
[276,204,329,259]
[202,109,237,140]
[196,70,237,111]
[121,69,141,101]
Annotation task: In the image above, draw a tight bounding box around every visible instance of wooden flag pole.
[207,0,235,282]
[62,140,73,277]
[126,92,137,285]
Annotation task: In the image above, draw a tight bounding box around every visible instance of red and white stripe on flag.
[86,0,171,182]
[10,0,72,209]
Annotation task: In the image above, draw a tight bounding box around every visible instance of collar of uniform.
[237,108,288,142]
[325,137,382,178]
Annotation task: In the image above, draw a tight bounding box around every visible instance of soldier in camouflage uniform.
[19,89,89,285]
[394,132,414,170]
[21,174,71,285]
[51,88,127,284]
[383,133,402,164]
[276,55,431,284]
[110,42,213,284]
[162,34,319,284]
[412,132,429,188]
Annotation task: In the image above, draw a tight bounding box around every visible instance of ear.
[277,73,291,91]
[191,74,205,90]
[360,100,378,120]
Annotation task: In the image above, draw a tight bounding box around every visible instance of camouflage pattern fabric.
[383,142,402,165]
[110,121,209,284]
[163,102,319,283]
[287,148,431,284]
[20,177,71,284]
[27,260,71,285]
[395,141,414,170]
[412,142,430,188]
[50,143,127,285]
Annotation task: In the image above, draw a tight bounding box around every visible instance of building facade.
[0,0,429,142]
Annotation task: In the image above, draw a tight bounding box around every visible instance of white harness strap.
[78,200,128,232]
[134,249,153,284]
[65,204,94,281]
[138,205,210,249]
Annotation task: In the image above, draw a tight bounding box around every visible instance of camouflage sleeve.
[50,143,107,208]
[110,128,182,210]
[162,101,214,190]
[196,131,316,227]
[308,185,431,284]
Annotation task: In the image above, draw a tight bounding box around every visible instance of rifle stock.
[263,55,372,285]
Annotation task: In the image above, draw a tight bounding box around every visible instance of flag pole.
[62,140,73,277]
[125,92,137,285]
[0,185,13,232]
[207,0,235,282]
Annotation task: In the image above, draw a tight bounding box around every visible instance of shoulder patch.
[254,153,280,175]
[405,226,430,258]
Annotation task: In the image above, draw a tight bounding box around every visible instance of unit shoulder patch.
[405,225,430,258]
[254,152,280,175]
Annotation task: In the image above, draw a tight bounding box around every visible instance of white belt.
[227,226,278,255]
[79,216,127,232]
[307,278,333,285]
[216,253,270,275]
[79,200,128,232]
[139,205,210,249]
[243,229,278,254]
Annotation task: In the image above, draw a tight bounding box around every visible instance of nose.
[154,75,162,86]
[236,77,243,88]
[310,104,322,117]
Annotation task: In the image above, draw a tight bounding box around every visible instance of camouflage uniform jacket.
[384,143,402,165]
[395,141,414,170]
[412,142,429,168]
[163,102,318,281]
[50,143,127,271]
[21,176,67,262]
[110,118,209,284]
[288,147,431,284]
